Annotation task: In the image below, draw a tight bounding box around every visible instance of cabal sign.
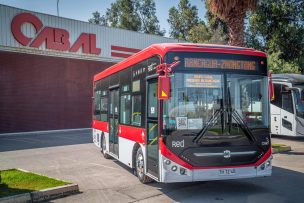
[11,13,101,55]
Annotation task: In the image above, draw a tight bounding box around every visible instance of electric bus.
[271,74,304,137]
[92,43,272,183]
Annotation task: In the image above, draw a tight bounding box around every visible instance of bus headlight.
[266,160,271,167]
[180,167,187,175]
[171,165,177,172]
[164,159,171,165]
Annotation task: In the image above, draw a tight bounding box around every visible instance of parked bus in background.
[92,43,272,183]
[271,74,304,137]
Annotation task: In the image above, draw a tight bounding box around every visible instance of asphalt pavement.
[0,130,304,203]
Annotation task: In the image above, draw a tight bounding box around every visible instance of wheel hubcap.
[136,154,144,178]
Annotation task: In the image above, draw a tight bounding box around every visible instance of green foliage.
[246,0,304,72]
[137,0,165,36]
[268,51,300,74]
[168,0,200,41]
[168,0,228,44]
[88,11,107,26]
[107,0,141,31]
[89,0,164,36]
[205,2,228,44]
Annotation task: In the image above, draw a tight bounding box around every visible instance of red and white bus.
[92,43,272,183]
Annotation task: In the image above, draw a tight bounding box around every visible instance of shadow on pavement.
[148,166,304,203]
[0,130,92,152]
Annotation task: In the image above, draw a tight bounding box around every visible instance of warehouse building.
[0,4,178,133]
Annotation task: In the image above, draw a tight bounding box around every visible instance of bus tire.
[136,148,153,184]
[101,134,111,159]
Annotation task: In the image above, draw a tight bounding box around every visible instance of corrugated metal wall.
[0,4,179,62]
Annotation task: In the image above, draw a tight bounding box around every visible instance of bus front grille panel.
[179,146,263,167]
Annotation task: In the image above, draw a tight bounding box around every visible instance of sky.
[0,0,207,37]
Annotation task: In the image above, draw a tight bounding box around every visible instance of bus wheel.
[101,134,111,159]
[136,148,153,183]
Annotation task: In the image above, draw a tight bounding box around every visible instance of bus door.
[146,79,159,178]
[280,86,295,136]
[109,88,119,156]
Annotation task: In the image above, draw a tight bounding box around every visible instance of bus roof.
[273,74,304,84]
[94,43,267,81]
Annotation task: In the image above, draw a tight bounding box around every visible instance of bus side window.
[94,82,101,121]
[271,84,282,108]
[100,95,108,122]
[132,95,142,126]
[282,86,294,114]
[120,94,131,124]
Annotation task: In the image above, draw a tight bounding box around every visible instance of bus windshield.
[162,73,269,136]
[294,87,304,119]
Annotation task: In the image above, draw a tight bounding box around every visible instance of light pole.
[57,0,60,16]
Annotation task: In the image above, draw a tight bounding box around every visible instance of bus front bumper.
[160,155,272,183]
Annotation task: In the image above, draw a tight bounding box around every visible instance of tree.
[188,23,211,43]
[101,0,164,35]
[168,0,200,41]
[106,0,141,31]
[246,0,304,72]
[136,0,165,36]
[207,0,257,46]
[88,11,107,26]
[268,51,300,74]
[205,2,229,44]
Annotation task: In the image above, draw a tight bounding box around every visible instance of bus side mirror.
[158,75,170,100]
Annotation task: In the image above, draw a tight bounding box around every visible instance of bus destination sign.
[184,58,257,71]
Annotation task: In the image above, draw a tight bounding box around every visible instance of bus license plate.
[219,168,236,176]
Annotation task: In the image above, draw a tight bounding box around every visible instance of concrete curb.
[0,184,79,203]
[272,146,292,154]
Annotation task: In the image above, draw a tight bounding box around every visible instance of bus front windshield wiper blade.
[192,108,223,143]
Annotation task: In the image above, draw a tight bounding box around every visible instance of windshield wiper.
[227,86,256,143]
[231,109,256,143]
[192,108,223,143]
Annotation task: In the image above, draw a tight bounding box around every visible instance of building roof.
[273,74,304,84]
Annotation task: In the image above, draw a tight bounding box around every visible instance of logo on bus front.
[172,140,184,148]
[223,150,231,158]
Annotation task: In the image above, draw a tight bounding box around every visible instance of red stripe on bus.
[111,52,132,58]
[93,120,109,133]
[119,125,145,144]
[159,137,272,170]
[111,45,141,53]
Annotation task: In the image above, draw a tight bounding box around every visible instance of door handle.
[284,116,287,119]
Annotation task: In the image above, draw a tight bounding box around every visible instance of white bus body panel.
[271,104,281,135]
[118,137,136,168]
[159,154,272,183]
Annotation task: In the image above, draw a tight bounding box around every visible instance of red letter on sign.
[11,13,43,46]
[30,27,70,51]
[70,33,90,54]
[89,34,101,55]
[30,27,54,48]
[53,28,70,51]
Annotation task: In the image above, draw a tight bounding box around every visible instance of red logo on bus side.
[11,13,101,55]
